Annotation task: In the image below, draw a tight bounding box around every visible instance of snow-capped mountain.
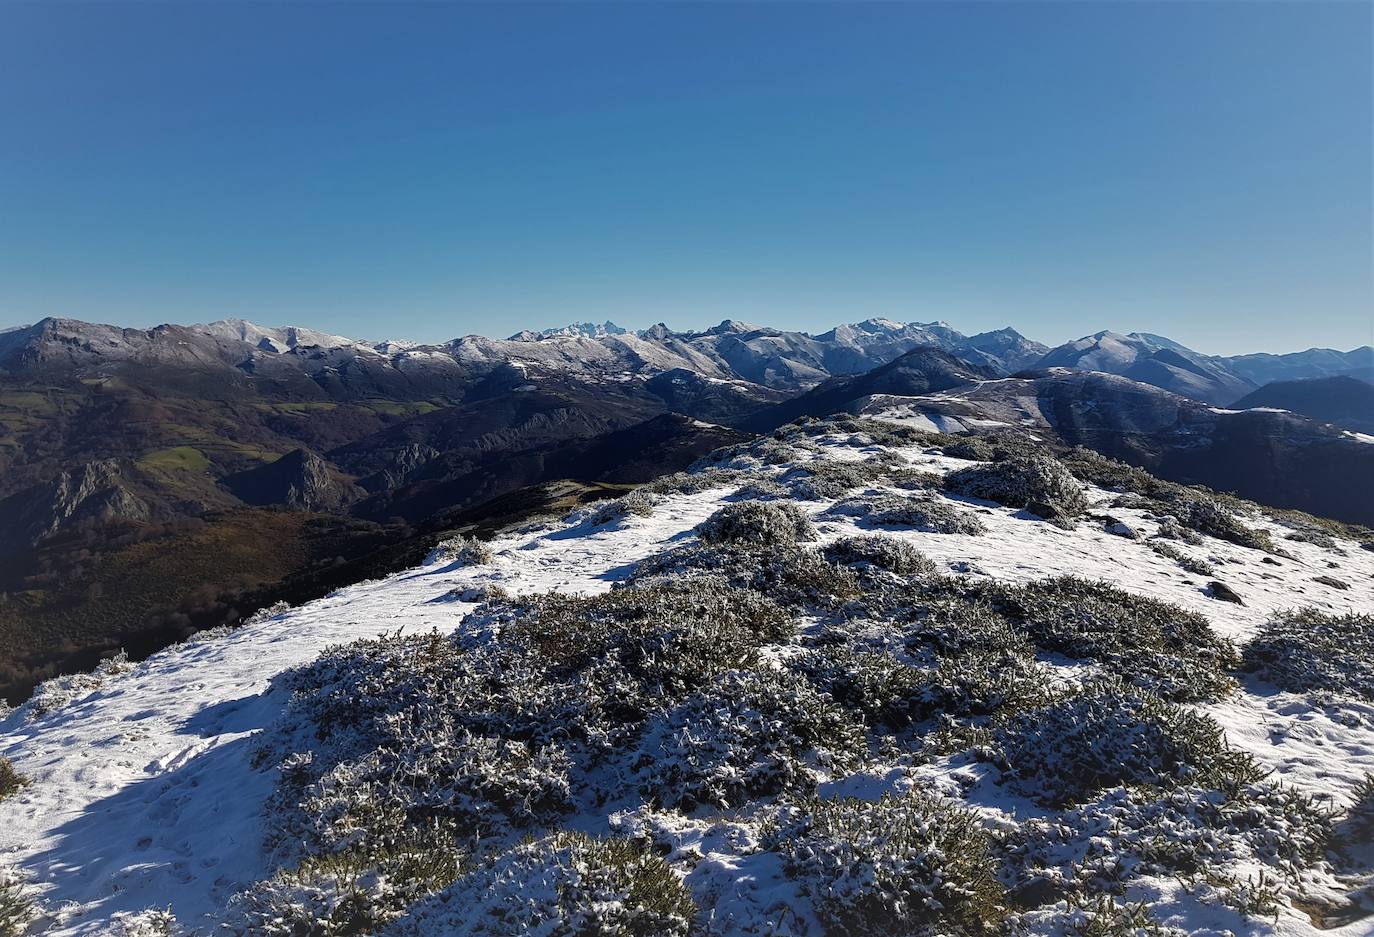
[1,418,1370,935]
[1031,331,1258,405]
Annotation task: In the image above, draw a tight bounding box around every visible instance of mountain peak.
[510,321,628,341]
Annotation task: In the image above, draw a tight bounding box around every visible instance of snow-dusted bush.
[1003,577,1238,702]
[631,542,859,610]
[0,760,27,803]
[789,416,928,448]
[944,456,1088,528]
[224,834,462,936]
[1285,528,1338,549]
[990,680,1264,806]
[729,479,788,501]
[642,468,743,496]
[388,833,697,937]
[1016,894,1187,937]
[696,501,817,547]
[1341,774,1374,844]
[887,467,944,491]
[790,647,926,729]
[1243,609,1374,701]
[107,908,185,937]
[1169,498,1276,552]
[940,437,996,461]
[0,867,33,937]
[823,534,939,577]
[18,650,133,721]
[1153,516,1204,545]
[783,459,888,500]
[764,792,1004,937]
[430,534,492,566]
[828,493,988,535]
[636,669,867,809]
[587,489,655,526]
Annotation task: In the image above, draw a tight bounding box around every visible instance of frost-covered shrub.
[642,468,743,496]
[1017,894,1187,937]
[1153,517,1203,545]
[1170,499,1276,552]
[940,437,996,461]
[696,501,817,547]
[0,868,33,937]
[18,650,133,721]
[1285,528,1337,549]
[389,833,697,937]
[991,681,1264,806]
[764,792,1005,937]
[790,647,927,728]
[430,534,492,566]
[1002,577,1238,702]
[636,669,867,809]
[1341,774,1374,843]
[0,760,27,802]
[888,467,944,491]
[823,534,939,577]
[729,479,788,501]
[588,489,655,526]
[108,908,185,937]
[223,834,463,936]
[631,542,859,610]
[783,459,889,500]
[944,456,1088,528]
[828,493,988,535]
[790,416,928,448]
[1243,609,1374,701]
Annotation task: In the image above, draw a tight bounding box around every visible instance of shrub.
[0,760,27,802]
[940,437,996,461]
[828,493,988,535]
[631,542,859,610]
[784,459,888,500]
[430,534,492,566]
[642,468,743,496]
[0,868,32,937]
[990,680,1265,806]
[1001,577,1238,702]
[888,467,944,490]
[1030,894,1187,937]
[223,833,463,936]
[588,490,655,526]
[1243,609,1374,701]
[696,501,817,547]
[729,479,788,501]
[944,456,1088,528]
[1169,499,1276,552]
[823,534,939,577]
[108,908,185,936]
[764,792,1005,937]
[1341,774,1374,844]
[389,832,697,937]
[1153,517,1203,545]
[636,669,868,809]
[790,647,927,728]
[17,650,133,721]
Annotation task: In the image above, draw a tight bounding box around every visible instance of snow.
[2,429,1372,934]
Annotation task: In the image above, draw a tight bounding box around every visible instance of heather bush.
[828,493,988,535]
[1001,577,1238,702]
[944,456,1088,528]
[783,459,888,500]
[1153,516,1203,545]
[430,534,492,566]
[696,501,817,547]
[990,680,1265,806]
[587,489,655,526]
[636,668,868,809]
[764,792,1005,937]
[642,468,744,496]
[729,479,788,501]
[790,646,927,728]
[1169,498,1276,552]
[1243,609,1374,700]
[388,832,697,937]
[108,909,185,937]
[940,437,996,461]
[0,868,32,937]
[823,534,939,577]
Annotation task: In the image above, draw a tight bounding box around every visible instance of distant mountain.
[1217,345,1374,386]
[1031,331,1256,405]
[1232,375,1374,434]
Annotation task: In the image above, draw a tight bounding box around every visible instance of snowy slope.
[1,423,1372,935]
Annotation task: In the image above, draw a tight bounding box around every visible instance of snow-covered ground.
[1,426,1371,934]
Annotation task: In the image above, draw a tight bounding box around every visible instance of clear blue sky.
[0,2,1369,354]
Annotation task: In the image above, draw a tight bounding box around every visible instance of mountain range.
[0,312,1369,702]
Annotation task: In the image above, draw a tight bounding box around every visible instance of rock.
[1102,516,1141,539]
[1313,575,1351,591]
[1206,581,1245,604]
[1262,556,1281,565]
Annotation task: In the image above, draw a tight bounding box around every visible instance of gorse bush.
[1243,609,1374,701]
[990,680,1265,806]
[827,493,988,535]
[636,668,867,809]
[430,534,492,567]
[1001,577,1238,702]
[0,759,28,802]
[389,832,697,937]
[823,534,939,578]
[765,792,1005,937]
[696,501,817,547]
[944,456,1088,528]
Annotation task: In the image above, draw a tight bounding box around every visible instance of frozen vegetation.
[1,417,1373,935]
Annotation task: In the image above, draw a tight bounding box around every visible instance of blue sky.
[0,2,1369,354]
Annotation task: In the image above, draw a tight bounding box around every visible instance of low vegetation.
[0,760,28,803]
[695,501,817,547]
[1243,608,1374,700]
[827,493,988,535]
[944,455,1089,528]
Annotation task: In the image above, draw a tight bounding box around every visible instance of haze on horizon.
[0,1,1369,356]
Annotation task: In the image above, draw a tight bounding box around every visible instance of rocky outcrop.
[222,450,363,512]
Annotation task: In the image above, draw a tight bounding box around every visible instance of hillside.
[0,418,1370,935]
[1232,376,1374,434]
